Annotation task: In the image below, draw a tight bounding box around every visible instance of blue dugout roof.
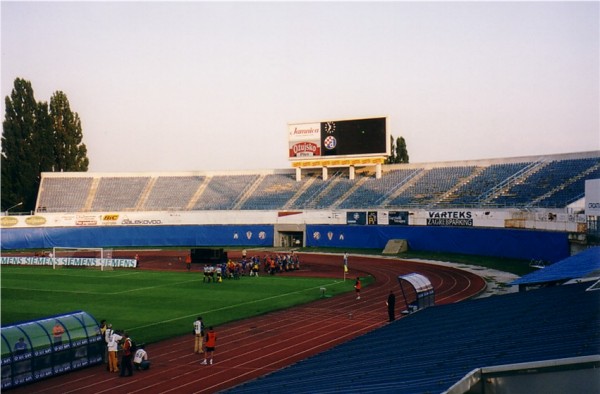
[511,246,600,286]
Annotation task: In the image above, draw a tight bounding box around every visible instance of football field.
[1,266,355,344]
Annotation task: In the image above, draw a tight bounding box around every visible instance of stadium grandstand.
[34,151,599,213]
[2,150,599,263]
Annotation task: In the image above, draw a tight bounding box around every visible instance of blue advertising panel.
[388,211,409,225]
[346,212,366,225]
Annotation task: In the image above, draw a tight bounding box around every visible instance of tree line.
[2,78,89,212]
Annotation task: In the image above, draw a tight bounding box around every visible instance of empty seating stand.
[144,176,205,211]
[224,282,600,394]
[36,177,93,212]
[34,153,600,212]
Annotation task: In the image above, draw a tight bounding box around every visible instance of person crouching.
[133,345,150,370]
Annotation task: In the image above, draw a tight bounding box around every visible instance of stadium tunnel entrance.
[275,224,305,248]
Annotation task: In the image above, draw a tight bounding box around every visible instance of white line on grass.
[1,276,202,295]
[110,278,205,294]
[128,280,343,331]
[1,270,142,279]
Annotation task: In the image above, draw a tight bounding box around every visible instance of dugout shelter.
[1,310,103,390]
[397,273,435,313]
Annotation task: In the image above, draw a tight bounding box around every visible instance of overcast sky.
[2,1,598,173]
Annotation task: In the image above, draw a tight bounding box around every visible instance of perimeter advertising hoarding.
[585,179,600,216]
[346,211,378,225]
[346,212,367,225]
[388,211,409,225]
[288,117,388,159]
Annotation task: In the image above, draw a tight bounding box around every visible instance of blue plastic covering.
[511,246,600,286]
[1,311,103,389]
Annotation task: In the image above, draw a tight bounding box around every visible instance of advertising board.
[288,117,388,160]
[585,179,600,216]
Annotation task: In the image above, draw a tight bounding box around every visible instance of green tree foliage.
[2,79,39,212]
[387,135,397,164]
[385,135,409,164]
[1,78,89,212]
[49,91,89,172]
[396,136,409,163]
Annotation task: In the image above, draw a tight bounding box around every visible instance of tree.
[2,78,89,212]
[387,135,397,164]
[1,78,40,212]
[396,136,409,163]
[49,91,89,171]
[385,135,409,164]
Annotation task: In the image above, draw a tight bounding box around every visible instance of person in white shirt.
[105,325,122,373]
[133,345,150,370]
[193,316,204,354]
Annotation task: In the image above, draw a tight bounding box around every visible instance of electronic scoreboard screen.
[289,116,388,159]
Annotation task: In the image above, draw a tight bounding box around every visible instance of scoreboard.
[288,117,389,160]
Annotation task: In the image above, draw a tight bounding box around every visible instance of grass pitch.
[1,266,360,344]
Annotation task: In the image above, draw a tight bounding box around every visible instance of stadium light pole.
[5,202,23,215]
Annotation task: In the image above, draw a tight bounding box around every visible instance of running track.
[9,252,486,394]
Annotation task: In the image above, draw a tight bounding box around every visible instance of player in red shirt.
[201,326,217,365]
[354,277,362,300]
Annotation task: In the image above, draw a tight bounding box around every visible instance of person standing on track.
[201,326,216,365]
[354,277,361,300]
[119,332,134,377]
[99,319,108,366]
[106,325,122,373]
[386,290,396,322]
[193,316,204,354]
[185,254,192,271]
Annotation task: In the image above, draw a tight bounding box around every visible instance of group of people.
[193,317,217,365]
[100,320,149,377]
[198,253,302,283]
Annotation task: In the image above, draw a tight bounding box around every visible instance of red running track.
[9,252,486,394]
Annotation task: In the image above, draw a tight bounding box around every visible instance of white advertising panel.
[585,179,600,216]
[288,123,321,142]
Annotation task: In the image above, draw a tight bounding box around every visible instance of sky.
[2,1,599,173]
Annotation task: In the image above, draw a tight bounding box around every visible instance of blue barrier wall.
[0,225,274,249]
[1,224,569,262]
[306,225,570,262]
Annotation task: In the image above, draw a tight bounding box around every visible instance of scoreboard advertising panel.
[288,117,388,159]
